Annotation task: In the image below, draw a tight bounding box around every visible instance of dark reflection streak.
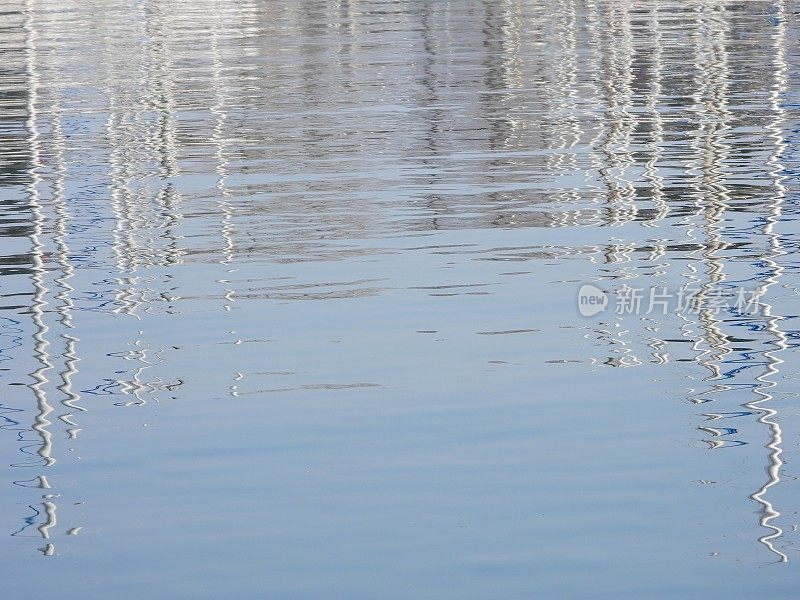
[10,504,40,538]
[332,0,357,96]
[480,0,512,156]
[478,1,506,219]
[418,1,446,230]
[300,0,328,160]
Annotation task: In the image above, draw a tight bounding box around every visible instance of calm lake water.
[2,0,800,597]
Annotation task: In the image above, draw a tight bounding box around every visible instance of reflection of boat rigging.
[10,0,195,555]
[581,0,794,563]
[2,0,798,570]
[743,0,790,562]
[21,0,59,555]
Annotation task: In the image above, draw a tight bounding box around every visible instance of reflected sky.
[1,0,800,597]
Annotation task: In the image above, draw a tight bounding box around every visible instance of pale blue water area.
[1,1,800,597]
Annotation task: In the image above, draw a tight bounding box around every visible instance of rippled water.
[2,0,800,597]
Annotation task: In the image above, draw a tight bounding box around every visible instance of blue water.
[2,1,800,597]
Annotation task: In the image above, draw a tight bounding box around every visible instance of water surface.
[2,1,800,597]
